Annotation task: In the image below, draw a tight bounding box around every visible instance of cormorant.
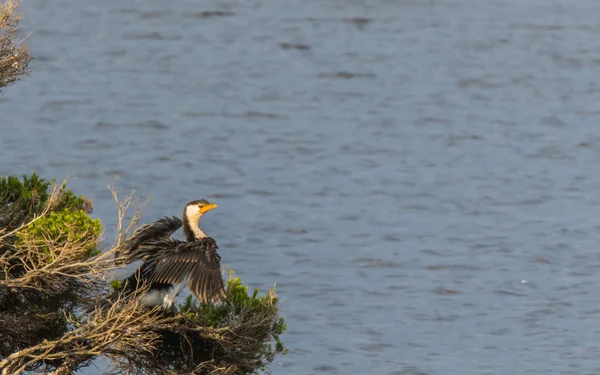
[110,199,226,309]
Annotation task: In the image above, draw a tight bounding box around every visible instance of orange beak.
[199,203,217,214]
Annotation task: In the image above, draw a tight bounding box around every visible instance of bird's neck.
[183,215,206,241]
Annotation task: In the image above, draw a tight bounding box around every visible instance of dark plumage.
[102,200,225,310]
[116,216,182,265]
[134,237,225,304]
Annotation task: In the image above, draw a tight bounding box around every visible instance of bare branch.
[0,183,144,293]
[0,0,32,90]
[0,284,168,375]
[108,185,151,265]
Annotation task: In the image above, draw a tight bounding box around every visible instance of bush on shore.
[0,175,286,375]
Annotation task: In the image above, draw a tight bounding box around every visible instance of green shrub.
[178,270,287,362]
[104,272,287,374]
[0,173,50,212]
[0,173,91,215]
[15,209,102,258]
[0,174,102,359]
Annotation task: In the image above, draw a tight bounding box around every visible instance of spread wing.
[140,237,226,303]
[118,216,182,264]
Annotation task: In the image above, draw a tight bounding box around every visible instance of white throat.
[192,225,206,239]
[185,205,207,239]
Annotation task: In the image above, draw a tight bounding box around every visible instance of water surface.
[3,0,600,374]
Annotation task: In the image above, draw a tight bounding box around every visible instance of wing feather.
[152,250,197,284]
[189,267,225,303]
[214,269,226,301]
[203,272,211,302]
[201,271,209,302]
[118,216,182,264]
[207,271,220,303]
[190,267,204,300]
[142,237,225,303]
[153,259,179,284]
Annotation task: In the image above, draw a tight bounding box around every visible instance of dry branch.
[0,182,146,370]
[0,184,133,293]
[0,0,31,90]
[0,285,170,375]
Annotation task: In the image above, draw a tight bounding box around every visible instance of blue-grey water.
[3,0,600,374]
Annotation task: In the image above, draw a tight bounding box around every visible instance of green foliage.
[15,210,102,257]
[178,270,288,362]
[110,279,123,291]
[177,272,271,325]
[0,173,90,214]
[0,173,50,211]
[54,189,89,213]
[1,174,102,260]
[0,174,103,359]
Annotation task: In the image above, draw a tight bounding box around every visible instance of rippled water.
[4,0,600,374]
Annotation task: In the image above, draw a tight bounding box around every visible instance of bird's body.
[141,284,181,308]
[106,200,225,310]
[118,266,184,309]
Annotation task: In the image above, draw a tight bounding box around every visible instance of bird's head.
[185,199,217,222]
